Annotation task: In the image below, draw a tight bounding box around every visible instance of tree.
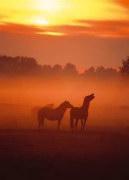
[63,63,78,76]
[42,65,52,76]
[120,56,129,75]
[96,66,105,74]
[0,55,40,75]
[52,64,63,75]
[83,66,95,77]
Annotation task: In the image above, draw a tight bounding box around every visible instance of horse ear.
[91,93,95,98]
[91,93,95,96]
[84,96,88,99]
[64,100,68,104]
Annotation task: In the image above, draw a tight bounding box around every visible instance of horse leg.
[39,119,44,129]
[83,118,87,131]
[70,116,74,130]
[38,113,41,129]
[38,113,44,129]
[42,119,45,129]
[75,119,79,129]
[81,119,84,131]
[57,119,61,130]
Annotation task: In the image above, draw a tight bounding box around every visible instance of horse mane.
[56,101,65,109]
[82,98,88,107]
[56,101,70,110]
[82,97,91,108]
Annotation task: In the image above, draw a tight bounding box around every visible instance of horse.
[31,104,54,121]
[37,101,73,130]
[70,94,95,131]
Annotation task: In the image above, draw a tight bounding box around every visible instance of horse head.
[84,94,95,103]
[61,101,73,109]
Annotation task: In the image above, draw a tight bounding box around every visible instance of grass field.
[0,128,129,180]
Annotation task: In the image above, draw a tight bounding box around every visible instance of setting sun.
[37,0,63,12]
[34,18,49,26]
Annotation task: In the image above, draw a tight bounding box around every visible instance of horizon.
[1,32,129,68]
[0,55,122,75]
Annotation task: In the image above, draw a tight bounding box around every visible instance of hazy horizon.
[0,32,129,69]
[0,75,128,129]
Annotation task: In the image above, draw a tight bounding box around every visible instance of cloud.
[76,20,129,37]
[117,0,129,7]
[0,23,45,35]
[47,20,129,38]
[0,20,129,38]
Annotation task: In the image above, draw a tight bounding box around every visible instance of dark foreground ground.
[0,128,129,180]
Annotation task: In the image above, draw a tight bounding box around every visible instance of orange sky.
[0,0,129,37]
[0,0,129,68]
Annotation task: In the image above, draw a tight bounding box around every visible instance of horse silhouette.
[37,101,73,130]
[70,94,95,131]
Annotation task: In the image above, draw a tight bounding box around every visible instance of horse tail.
[31,106,42,127]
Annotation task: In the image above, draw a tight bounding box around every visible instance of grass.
[0,128,129,179]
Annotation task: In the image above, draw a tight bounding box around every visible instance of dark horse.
[38,101,73,130]
[70,94,95,131]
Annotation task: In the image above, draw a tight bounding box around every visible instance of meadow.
[0,128,129,179]
[0,77,129,179]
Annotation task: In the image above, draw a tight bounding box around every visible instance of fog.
[0,76,129,129]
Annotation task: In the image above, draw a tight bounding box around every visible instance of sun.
[37,0,63,12]
[30,0,71,26]
[33,18,49,26]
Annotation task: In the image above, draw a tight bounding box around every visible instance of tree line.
[0,55,129,78]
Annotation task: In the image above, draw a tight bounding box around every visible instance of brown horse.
[37,101,73,130]
[70,94,95,131]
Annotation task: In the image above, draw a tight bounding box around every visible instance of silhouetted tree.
[96,66,105,74]
[96,66,118,77]
[87,67,95,73]
[41,65,53,76]
[104,68,118,76]
[83,66,118,78]
[0,55,40,75]
[0,54,120,79]
[120,56,129,76]
[63,63,78,76]
[83,67,95,77]
[52,64,63,75]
